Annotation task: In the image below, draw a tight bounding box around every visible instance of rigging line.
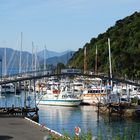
[36,93,47,106]
[8,38,19,75]
[7,50,16,74]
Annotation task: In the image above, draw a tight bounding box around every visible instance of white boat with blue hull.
[36,85,82,106]
[36,98,82,106]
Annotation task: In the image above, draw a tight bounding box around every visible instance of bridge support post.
[33,79,37,108]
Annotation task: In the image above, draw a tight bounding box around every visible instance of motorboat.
[36,85,82,106]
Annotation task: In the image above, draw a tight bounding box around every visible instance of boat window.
[134,88,137,90]
[2,86,11,89]
[62,95,67,98]
[74,89,78,92]
[75,84,82,86]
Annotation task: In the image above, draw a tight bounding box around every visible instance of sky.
[0,0,139,53]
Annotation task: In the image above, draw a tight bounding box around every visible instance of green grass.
[47,127,136,140]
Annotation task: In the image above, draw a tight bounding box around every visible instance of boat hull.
[81,94,107,105]
[36,99,82,106]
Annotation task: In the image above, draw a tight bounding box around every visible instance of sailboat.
[81,46,107,105]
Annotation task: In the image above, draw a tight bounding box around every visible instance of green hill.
[68,11,140,79]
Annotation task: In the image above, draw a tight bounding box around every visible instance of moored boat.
[81,84,106,105]
[36,85,82,106]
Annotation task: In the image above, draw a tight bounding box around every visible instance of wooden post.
[97,103,100,123]
[108,103,111,123]
[33,79,37,108]
[24,81,26,108]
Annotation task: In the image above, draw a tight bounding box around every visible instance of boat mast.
[35,46,37,76]
[108,38,113,88]
[95,45,98,75]
[19,32,22,74]
[4,47,7,76]
[26,53,29,74]
[44,45,46,75]
[32,42,34,72]
[84,47,87,74]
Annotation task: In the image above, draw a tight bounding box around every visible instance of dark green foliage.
[68,11,140,79]
[55,63,66,74]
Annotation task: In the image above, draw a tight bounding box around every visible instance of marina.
[0,1,140,139]
[0,16,139,139]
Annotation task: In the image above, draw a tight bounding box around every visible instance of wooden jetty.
[0,106,39,122]
[97,103,140,118]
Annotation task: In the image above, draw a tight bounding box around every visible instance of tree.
[55,63,65,74]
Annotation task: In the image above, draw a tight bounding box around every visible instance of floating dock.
[98,103,140,118]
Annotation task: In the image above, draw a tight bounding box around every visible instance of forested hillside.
[68,11,140,79]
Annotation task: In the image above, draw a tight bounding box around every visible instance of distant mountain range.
[0,48,75,75]
[37,49,72,59]
[40,51,75,66]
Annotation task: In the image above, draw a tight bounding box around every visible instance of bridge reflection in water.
[0,92,38,121]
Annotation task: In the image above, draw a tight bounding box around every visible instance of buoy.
[74,126,81,136]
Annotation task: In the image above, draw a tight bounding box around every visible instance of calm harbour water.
[0,92,140,139]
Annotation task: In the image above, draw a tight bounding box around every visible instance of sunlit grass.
[47,127,136,140]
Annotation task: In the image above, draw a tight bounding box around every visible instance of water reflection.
[38,105,100,136]
[38,105,140,139]
[0,92,34,107]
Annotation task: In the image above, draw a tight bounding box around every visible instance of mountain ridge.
[68,11,140,79]
[0,48,74,75]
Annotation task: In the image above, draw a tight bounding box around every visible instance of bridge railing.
[0,71,140,87]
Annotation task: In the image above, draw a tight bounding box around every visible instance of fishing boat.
[36,85,82,106]
[81,84,107,105]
